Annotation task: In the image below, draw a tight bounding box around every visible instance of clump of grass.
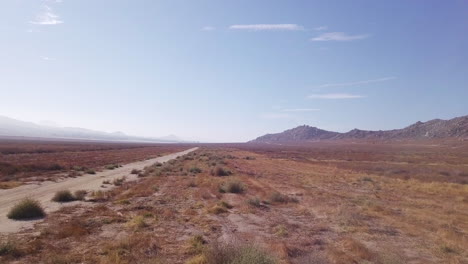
[218,200,233,209]
[113,176,126,186]
[219,180,245,194]
[74,190,87,201]
[247,197,261,207]
[128,215,147,230]
[7,198,46,220]
[189,235,206,254]
[208,205,228,214]
[211,167,232,177]
[203,242,277,264]
[274,225,288,237]
[52,190,76,202]
[89,190,111,202]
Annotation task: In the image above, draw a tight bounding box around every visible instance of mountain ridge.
[0,115,186,143]
[251,115,468,143]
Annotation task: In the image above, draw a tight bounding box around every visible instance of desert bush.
[219,180,245,194]
[247,197,261,207]
[52,190,76,202]
[203,242,277,264]
[105,164,120,170]
[74,190,87,201]
[7,198,46,220]
[131,169,141,174]
[86,169,96,174]
[190,167,203,174]
[268,192,298,204]
[0,241,23,258]
[211,167,231,177]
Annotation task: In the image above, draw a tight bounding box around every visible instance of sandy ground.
[0,147,198,234]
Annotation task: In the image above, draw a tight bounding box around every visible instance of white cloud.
[30,5,63,25]
[229,24,304,31]
[308,93,365,99]
[201,26,216,31]
[314,26,328,31]
[282,108,320,112]
[313,77,396,89]
[311,32,368,41]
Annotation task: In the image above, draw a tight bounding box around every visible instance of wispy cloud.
[314,26,328,31]
[201,26,216,31]
[30,5,63,25]
[229,24,304,31]
[41,56,56,61]
[311,32,368,41]
[260,113,294,119]
[282,108,320,112]
[313,77,396,89]
[308,93,365,99]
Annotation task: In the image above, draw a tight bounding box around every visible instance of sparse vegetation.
[247,197,261,207]
[7,198,46,220]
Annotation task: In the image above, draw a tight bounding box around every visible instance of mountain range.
[251,115,468,143]
[0,115,185,143]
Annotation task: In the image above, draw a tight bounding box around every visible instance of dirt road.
[0,147,198,234]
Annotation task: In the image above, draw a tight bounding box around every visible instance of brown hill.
[251,115,468,143]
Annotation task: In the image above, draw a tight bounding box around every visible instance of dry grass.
[3,145,468,263]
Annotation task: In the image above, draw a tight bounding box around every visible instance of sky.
[0,0,467,142]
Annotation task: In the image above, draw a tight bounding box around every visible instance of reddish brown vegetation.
[0,139,188,184]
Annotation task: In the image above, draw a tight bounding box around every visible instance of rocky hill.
[251,115,468,143]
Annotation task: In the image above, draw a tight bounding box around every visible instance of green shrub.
[219,180,245,194]
[7,198,46,220]
[52,190,76,202]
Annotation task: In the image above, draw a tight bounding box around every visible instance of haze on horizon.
[1,0,467,142]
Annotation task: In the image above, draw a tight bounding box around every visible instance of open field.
[0,139,188,187]
[0,141,467,263]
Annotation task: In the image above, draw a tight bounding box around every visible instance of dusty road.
[0,147,198,234]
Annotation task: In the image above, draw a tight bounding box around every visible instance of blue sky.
[1,0,467,142]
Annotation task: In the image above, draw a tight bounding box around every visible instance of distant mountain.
[251,115,468,143]
[0,115,186,143]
